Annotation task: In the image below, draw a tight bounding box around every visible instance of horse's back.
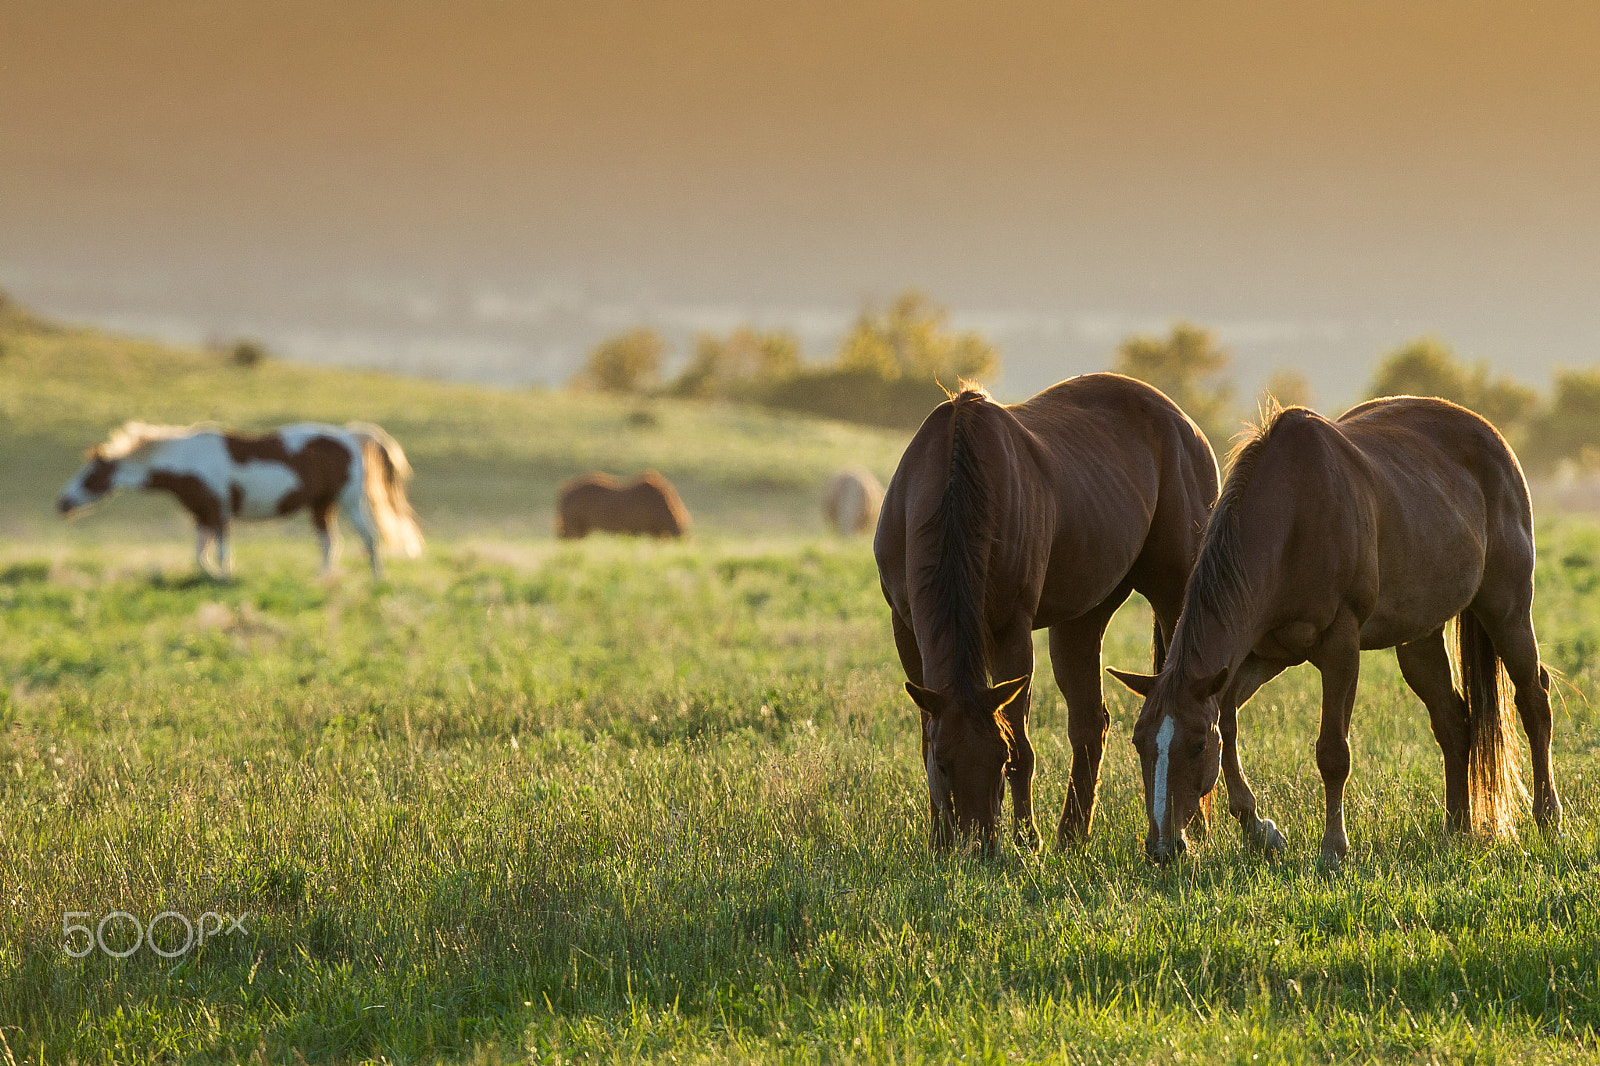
[1337,398,1528,510]
[876,375,1217,629]
[1264,397,1532,645]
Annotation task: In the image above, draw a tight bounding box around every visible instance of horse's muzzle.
[56,496,74,515]
[1147,834,1187,864]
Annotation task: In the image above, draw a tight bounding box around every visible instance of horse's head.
[1110,666,1225,863]
[58,451,120,515]
[904,675,1028,851]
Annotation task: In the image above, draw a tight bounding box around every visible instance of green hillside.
[0,318,910,543]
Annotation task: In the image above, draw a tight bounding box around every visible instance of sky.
[2,1,1598,403]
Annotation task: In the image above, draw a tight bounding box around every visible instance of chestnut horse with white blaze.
[58,421,422,577]
[875,374,1219,851]
[1109,398,1562,867]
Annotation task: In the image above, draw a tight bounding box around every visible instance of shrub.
[759,368,950,430]
[834,289,997,385]
[1367,337,1536,429]
[1114,322,1235,451]
[575,329,665,394]
[672,328,799,399]
[230,339,269,368]
[1523,368,1600,475]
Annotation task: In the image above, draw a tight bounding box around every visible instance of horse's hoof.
[1015,825,1042,853]
[1244,817,1286,855]
[1261,820,1287,854]
[1316,849,1344,875]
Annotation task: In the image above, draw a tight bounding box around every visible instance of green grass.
[5,321,1600,1063]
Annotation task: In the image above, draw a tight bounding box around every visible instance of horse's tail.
[346,422,423,558]
[1455,609,1526,835]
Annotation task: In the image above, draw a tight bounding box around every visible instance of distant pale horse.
[58,421,423,577]
[823,467,883,535]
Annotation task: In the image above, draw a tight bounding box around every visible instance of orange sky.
[3,1,1598,396]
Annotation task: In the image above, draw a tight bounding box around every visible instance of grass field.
[5,320,1600,1063]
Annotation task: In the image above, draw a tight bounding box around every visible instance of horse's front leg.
[1219,654,1289,853]
[195,521,224,573]
[1309,612,1362,867]
[1048,593,1127,846]
[215,525,233,578]
[994,627,1039,851]
[891,607,951,848]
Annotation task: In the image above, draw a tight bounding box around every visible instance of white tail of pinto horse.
[346,422,423,560]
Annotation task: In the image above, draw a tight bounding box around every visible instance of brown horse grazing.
[555,471,691,539]
[1109,398,1562,867]
[875,374,1219,851]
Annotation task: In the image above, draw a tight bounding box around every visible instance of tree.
[1366,337,1536,429]
[1260,369,1313,411]
[1114,322,1235,450]
[1522,368,1600,475]
[577,328,664,394]
[835,290,998,385]
[672,327,799,399]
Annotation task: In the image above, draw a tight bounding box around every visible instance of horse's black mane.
[920,388,999,709]
[1170,402,1302,666]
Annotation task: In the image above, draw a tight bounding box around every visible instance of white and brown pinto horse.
[58,421,423,577]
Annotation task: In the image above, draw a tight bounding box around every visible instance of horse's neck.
[114,447,173,489]
[113,455,155,489]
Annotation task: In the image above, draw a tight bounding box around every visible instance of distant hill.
[0,314,910,541]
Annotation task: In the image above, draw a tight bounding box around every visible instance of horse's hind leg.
[1396,627,1471,831]
[1479,607,1563,830]
[1051,591,1128,846]
[311,502,339,576]
[193,526,214,575]
[338,480,381,577]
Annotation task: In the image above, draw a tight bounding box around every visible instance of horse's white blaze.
[1152,716,1175,841]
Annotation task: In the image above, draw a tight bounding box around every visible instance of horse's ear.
[1106,667,1157,698]
[987,675,1029,713]
[1190,668,1230,702]
[905,681,944,719]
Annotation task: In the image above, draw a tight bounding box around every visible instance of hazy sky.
[3,1,1598,400]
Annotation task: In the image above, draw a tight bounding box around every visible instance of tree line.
[571,289,1600,477]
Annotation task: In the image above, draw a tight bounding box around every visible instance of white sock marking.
[1153,716,1175,842]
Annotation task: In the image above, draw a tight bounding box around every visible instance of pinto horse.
[875,374,1219,851]
[59,421,423,577]
[1109,398,1562,866]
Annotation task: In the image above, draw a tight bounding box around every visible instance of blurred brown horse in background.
[1110,398,1562,867]
[556,471,691,539]
[875,374,1219,851]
